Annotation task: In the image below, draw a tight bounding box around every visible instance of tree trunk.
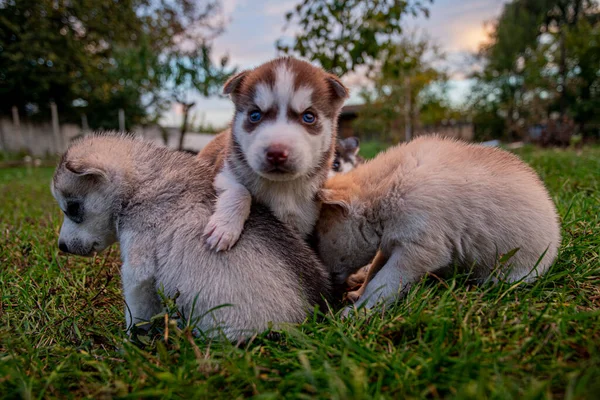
[178,102,195,151]
[558,27,567,119]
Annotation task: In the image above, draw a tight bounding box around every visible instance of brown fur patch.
[197,129,230,173]
[230,57,348,118]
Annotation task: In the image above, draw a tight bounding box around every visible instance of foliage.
[1,145,599,397]
[0,0,141,125]
[276,0,433,76]
[167,46,232,149]
[0,0,228,130]
[352,34,455,142]
[469,0,600,141]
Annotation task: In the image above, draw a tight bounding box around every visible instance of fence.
[0,107,216,156]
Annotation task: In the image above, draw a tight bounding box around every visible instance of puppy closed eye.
[64,201,84,223]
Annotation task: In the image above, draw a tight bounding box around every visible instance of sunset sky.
[161,0,509,128]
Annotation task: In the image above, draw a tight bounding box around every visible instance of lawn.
[0,144,599,399]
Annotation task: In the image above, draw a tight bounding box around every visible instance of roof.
[340,104,363,117]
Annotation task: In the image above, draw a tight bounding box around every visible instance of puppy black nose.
[265,145,289,166]
[58,241,69,253]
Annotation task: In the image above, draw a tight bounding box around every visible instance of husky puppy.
[330,137,363,177]
[316,136,561,311]
[199,132,362,178]
[204,57,349,251]
[51,135,331,340]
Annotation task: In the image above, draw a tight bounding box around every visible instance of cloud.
[211,1,287,67]
[264,0,297,16]
[162,0,510,125]
[221,0,246,17]
[404,0,505,52]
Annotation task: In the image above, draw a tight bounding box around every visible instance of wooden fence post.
[11,106,25,150]
[50,102,62,153]
[119,108,125,132]
[81,114,89,133]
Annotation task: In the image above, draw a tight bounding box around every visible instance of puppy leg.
[350,242,451,311]
[121,262,162,333]
[346,265,369,290]
[346,250,388,302]
[204,167,252,251]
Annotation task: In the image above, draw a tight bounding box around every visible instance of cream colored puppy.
[316,136,561,312]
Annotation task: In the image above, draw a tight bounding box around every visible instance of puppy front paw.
[346,289,363,303]
[204,214,244,252]
[345,264,371,289]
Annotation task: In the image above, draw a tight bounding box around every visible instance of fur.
[51,134,331,340]
[204,57,349,251]
[197,128,230,174]
[315,136,561,312]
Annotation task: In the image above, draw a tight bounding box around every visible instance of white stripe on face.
[275,64,295,105]
[254,83,275,111]
[290,86,313,113]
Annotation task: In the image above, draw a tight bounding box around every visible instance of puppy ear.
[326,74,349,101]
[223,70,249,95]
[341,137,360,156]
[65,159,108,180]
[318,189,350,216]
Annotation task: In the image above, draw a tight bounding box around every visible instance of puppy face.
[330,137,361,177]
[315,189,377,284]
[225,58,348,181]
[51,160,117,256]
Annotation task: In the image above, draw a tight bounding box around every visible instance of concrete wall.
[0,118,217,156]
[0,118,81,156]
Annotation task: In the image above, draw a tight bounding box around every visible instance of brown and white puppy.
[316,136,561,313]
[199,132,363,178]
[204,57,349,251]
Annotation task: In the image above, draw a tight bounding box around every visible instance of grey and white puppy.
[316,136,561,312]
[330,137,364,177]
[51,134,331,340]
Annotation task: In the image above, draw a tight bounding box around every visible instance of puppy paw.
[346,289,363,303]
[341,304,372,319]
[341,305,367,319]
[346,264,371,289]
[204,215,244,252]
[340,305,354,319]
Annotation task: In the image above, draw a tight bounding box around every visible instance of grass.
[1,144,599,399]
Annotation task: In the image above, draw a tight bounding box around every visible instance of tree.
[0,0,145,123]
[470,0,599,141]
[276,0,433,77]
[352,34,450,142]
[167,46,232,150]
[0,0,229,132]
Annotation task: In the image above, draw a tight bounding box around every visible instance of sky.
[160,0,509,129]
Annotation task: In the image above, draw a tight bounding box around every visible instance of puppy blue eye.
[249,111,262,123]
[302,112,316,124]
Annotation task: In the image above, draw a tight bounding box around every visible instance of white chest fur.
[251,177,320,238]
